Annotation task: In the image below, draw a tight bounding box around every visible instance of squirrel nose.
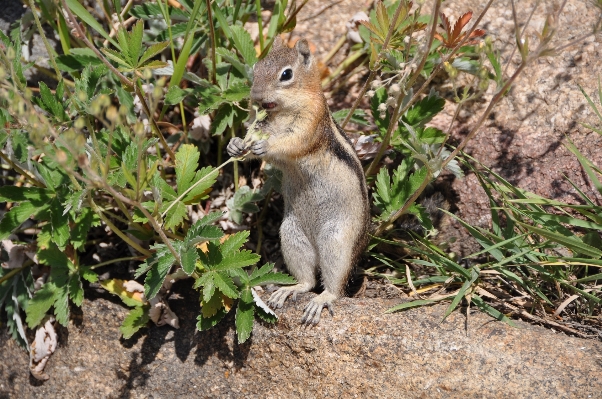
[250,87,263,102]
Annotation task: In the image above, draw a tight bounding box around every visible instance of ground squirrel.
[227,37,370,325]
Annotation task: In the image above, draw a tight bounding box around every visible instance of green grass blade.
[516,221,602,258]
[386,297,452,313]
[471,295,516,326]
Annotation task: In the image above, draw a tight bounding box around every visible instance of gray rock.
[1,294,601,398]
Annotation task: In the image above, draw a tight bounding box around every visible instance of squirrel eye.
[280,68,293,81]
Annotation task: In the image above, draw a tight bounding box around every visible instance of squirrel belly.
[227,36,370,325]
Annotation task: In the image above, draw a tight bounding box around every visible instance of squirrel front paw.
[226,137,246,158]
[250,139,268,157]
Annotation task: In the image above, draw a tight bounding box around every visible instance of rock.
[1,294,601,398]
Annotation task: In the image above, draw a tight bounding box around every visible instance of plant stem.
[340,0,412,130]
[255,188,272,254]
[255,0,264,50]
[92,200,153,256]
[0,262,33,286]
[321,50,364,87]
[135,79,176,160]
[322,35,346,65]
[160,158,233,219]
[206,0,217,85]
[365,0,495,176]
[0,152,45,187]
[90,256,145,269]
[26,0,63,84]
[231,126,239,192]
[60,0,132,87]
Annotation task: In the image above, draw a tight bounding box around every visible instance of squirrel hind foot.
[301,291,337,326]
[267,283,313,309]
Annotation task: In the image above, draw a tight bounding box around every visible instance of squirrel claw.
[226,137,246,158]
[250,139,268,157]
[301,292,337,326]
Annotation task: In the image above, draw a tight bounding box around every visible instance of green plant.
[0,0,306,356]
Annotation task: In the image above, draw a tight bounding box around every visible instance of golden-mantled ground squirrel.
[227,37,369,325]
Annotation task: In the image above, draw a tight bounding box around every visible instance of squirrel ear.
[295,39,311,65]
[272,35,285,49]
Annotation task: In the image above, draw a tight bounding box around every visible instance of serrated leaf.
[180,246,199,275]
[0,186,52,202]
[215,250,260,271]
[139,41,169,66]
[200,289,223,318]
[165,85,190,105]
[249,271,296,287]
[175,144,200,193]
[213,272,239,299]
[53,283,70,326]
[49,198,69,248]
[235,288,254,343]
[219,230,249,254]
[163,200,187,230]
[215,47,248,78]
[80,267,98,283]
[142,245,177,299]
[127,20,145,64]
[184,167,218,203]
[120,305,150,339]
[25,284,55,328]
[101,48,132,69]
[196,307,227,331]
[229,26,257,66]
[402,93,445,127]
[222,82,250,102]
[69,274,84,307]
[0,201,39,240]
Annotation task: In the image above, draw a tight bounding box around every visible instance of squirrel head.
[250,36,323,114]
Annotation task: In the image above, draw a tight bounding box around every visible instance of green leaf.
[0,186,52,202]
[129,3,189,20]
[56,50,104,73]
[139,41,170,67]
[219,231,249,255]
[402,92,445,127]
[143,244,177,299]
[332,109,370,126]
[226,185,264,224]
[127,20,145,66]
[165,85,191,105]
[222,82,250,102]
[49,198,70,248]
[120,305,150,339]
[230,25,258,67]
[25,283,55,328]
[69,273,84,307]
[0,201,39,240]
[65,0,120,49]
[215,47,248,78]
[236,288,254,343]
[175,144,200,193]
[170,33,194,91]
[163,198,187,230]
[213,273,239,299]
[196,307,227,331]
